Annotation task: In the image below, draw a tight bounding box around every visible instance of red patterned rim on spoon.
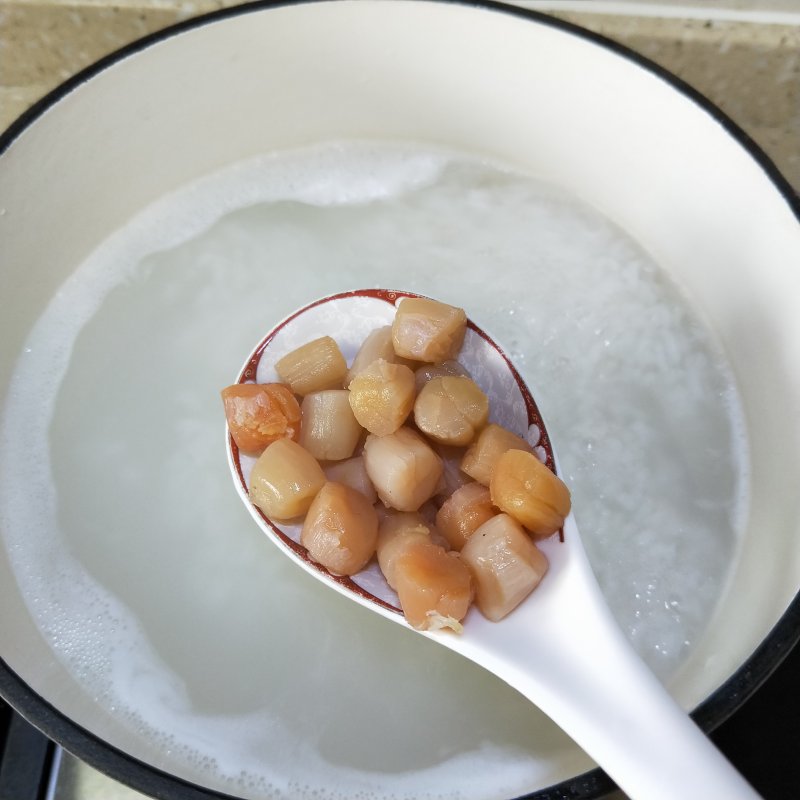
[227,288,559,614]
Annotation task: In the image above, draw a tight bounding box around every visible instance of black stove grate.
[0,699,55,800]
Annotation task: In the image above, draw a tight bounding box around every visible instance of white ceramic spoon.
[227,289,759,800]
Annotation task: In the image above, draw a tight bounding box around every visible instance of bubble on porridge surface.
[0,141,748,798]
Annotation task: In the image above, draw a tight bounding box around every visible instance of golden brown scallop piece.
[460,513,548,622]
[348,358,416,436]
[363,427,443,512]
[324,456,377,504]
[221,383,301,456]
[414,375,489,446]
[435,482,496,551]
[393,540,474,631]
[460,423,534,486]
[376,512,433,590]
[299,390,363,461]
[413,359,471,394]
[392,297,467,363]
[345,326,414,386]
[275,335,347,395]
[301,482,379,575]
[490,449,571,539]
[249,439,326,520]
[432,443,472,499]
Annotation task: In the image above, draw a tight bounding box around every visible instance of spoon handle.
[444,518,760,800]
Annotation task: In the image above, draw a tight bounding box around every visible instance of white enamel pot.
[1,2,799,799]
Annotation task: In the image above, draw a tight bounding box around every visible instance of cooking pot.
[1,2,799,798]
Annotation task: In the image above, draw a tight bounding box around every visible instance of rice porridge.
[0,143,748,799]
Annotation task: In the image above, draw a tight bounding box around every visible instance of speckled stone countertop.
[1,0,798,191]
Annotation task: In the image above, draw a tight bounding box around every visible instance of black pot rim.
[1,1,799,799]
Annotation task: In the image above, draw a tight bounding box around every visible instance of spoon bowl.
[227,289,759,800]
[228,288,552,614]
